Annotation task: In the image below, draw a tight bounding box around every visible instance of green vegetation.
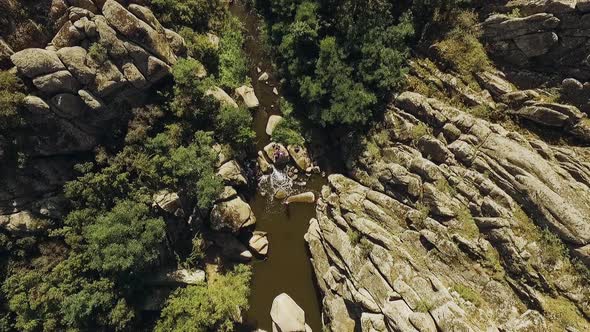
[88,42,108,64]
[271,99,305,146]
[218,16,249,89]
[180,27,220,72]
[150,0,227,31]
[410,123,430,141]
[156,265,251,332]
[452,284,482,307]
[0,70,25,130]
[215,105,256,151]
[253,0,417,127]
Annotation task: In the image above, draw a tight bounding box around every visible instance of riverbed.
[230,3,324,331]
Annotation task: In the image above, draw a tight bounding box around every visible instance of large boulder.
[32,70,79,94]
[217,160,248,187]
[0,211,46,233]
[152,190,182,215]
[287,145,312,171]
[210,196,256,233]
[51,21,85,49]
[235,85,259,108]
[264,142,290,165]
[266,115,283,136]
[11,48,66,78]
[57,46,96,85]
[513,32,558,57]
[270,293,310,332]
[102,0,176,64]
[205,86,239,108]
[248,231,269,256]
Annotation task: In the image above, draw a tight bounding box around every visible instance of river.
[230,2,324,331]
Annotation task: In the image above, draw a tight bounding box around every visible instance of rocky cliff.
[0,0,184,229]
[307,91,590,330]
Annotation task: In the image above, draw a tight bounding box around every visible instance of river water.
[229,3,324,331]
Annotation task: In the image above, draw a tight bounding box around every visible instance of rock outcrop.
[482,3,590,81]
[308,91,590,331]
[1,0,185,223]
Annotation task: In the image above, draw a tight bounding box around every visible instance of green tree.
[170,58,216,120]
[83,200,165,274]
[156,265,252,332]
[215,105,255,151]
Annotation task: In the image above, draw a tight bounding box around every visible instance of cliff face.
[0,0,184,231]
[307,92,590,331]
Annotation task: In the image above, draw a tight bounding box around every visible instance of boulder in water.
[248,231,269,256]
[285,192,315,204]
[235,85,260,108]
[287,145,312,171]
[257,151,272,174]
[258,72,269,81]
[266,115,283,136]
[264,142,289,165]
[274,189,289,200]
[270,293,311,332]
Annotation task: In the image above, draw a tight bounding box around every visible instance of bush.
[272,115,305,147]
[217,16,249,89]
[88,42,108,64]
[215,105,255,151]
[156,265,251,332]
[170,58,216,120]
[150,0,227,31]
[0,70,25,130]
[180,27,220,72]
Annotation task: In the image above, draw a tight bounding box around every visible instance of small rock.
[273,87,279,95]
[562,78,583,93]
[258,72,269,81]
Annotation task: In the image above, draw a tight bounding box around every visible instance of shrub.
[180,27,220,72]
[218,16,249,89]
[88,42,108,64]
[272,115,305,147]
[150,0,227,31]
[0,70,25,130]
[410,123,430,141]
[156,265,251,332]
[452,284,482,307]
[214,105,255,151]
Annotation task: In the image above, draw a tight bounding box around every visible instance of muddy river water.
[230,3,325,331]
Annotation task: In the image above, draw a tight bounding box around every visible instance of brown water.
[230,3,324,331]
